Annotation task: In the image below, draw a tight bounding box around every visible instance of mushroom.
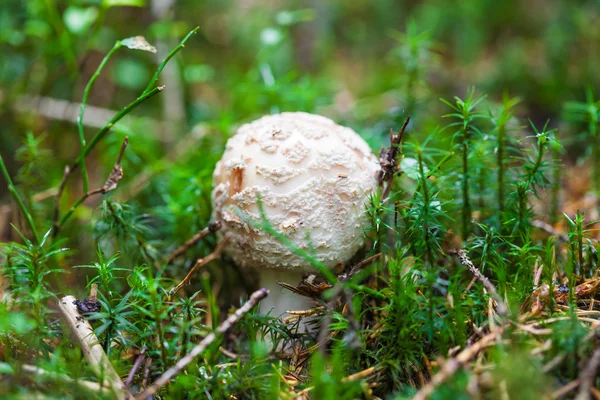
[211,112,378,328]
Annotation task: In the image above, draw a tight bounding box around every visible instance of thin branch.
[576,346,600,400]
[412,328,503,400]
[170,235,230,294]
[136,288,269,399]
[58,295,129,400]
[79,89,161,164]
[19,364,111,394]
[125,346,147,389]
[143,27,199,94]
[55,137,129,234]
[166,220,222,264]
[456,249,509,316]
[377,117,410,200]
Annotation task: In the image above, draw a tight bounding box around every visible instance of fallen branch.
[58,294,129,399]
[412,328,503,400]
[456,249,509,316]
[170,235,230,294]
[19,364,111,394]
[576,346,600,400]
[166,220,222,264]
[136,288,269,399]
[125,346,147,389]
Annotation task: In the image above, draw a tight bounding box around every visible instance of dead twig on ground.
[412,328,503,400]
[170,235,231,294]
[576,346,600,400]
[135,288,269,399]
[58,294,129,399]
[166,220,222,264]
[19,364,112,394]
[456,249,509,317]
[125,346,147,389]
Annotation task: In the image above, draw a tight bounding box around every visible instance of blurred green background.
[1,0,599,247]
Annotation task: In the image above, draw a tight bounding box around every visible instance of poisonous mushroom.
[211,112,378,328]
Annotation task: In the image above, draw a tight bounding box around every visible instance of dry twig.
[170,235,231,294]
[456,249,509,316]
[135,288,269,399]
[19,364,111,394]
[166,220,222,264]
[58,295,129,399]
[378,117,410,199]
[53,137,129,235]
[412,328,503,400]
[125,346,147,389]
[576,346,600,400]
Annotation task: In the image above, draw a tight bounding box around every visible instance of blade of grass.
[0,154,40,244]
[78,41,123,193]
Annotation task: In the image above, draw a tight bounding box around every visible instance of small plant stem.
[528,140,545,189]
[577,212,585,275]
[57,137,129,232]
[136,288,269,399]
[461,120,471,239]
[78,41,123,193]
[417,149,434,265]
[149,286,169,370]
[79,87,163,164]
[143,27,199,94]
[0,154,40,244]
[550,144,561,225]
[497,122,506,220]
[589,111,599,193]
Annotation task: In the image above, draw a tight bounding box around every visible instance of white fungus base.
[257,269,313,324]
[211,112,379,272]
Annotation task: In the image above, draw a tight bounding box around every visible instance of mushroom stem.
[258,269,314,332]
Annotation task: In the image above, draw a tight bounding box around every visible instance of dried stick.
[166,220,222,264]
[54,137,129,235]
[576,346,600,400]
[125,346,147,389]
[20,364,110,393]
[136,288,269,399]
[377,117,410,200]
[456,249,509,316]
[170,235,230,294]
[412,329,502,400]
[58,295,129,399]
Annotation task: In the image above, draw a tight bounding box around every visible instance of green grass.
[2,2,600,399]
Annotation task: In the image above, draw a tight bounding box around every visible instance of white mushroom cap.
[211,112,378,272]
